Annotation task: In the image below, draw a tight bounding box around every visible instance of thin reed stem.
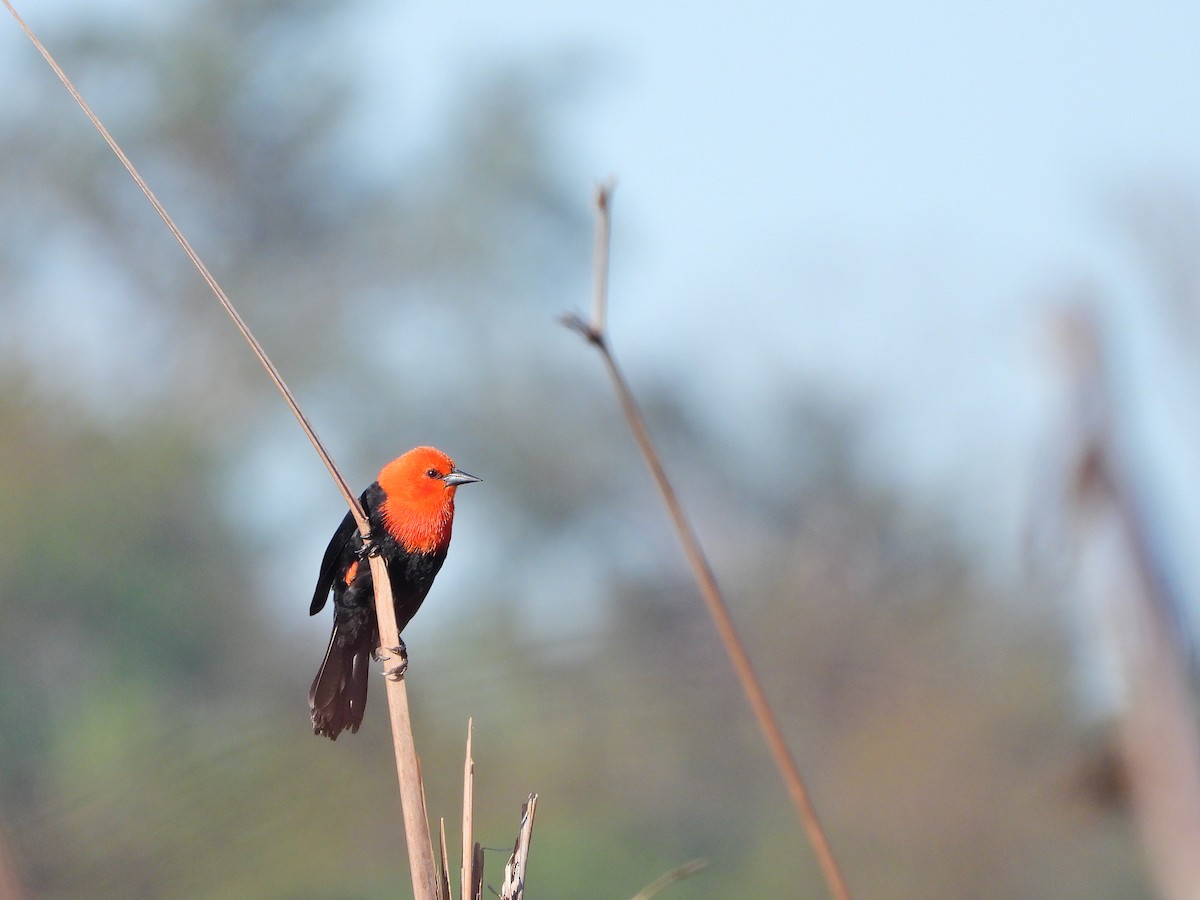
[563,182,853,900]
[629,858,707,900]
[2,5,438,896]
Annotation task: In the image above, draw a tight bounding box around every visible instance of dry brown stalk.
[470,842,484,900]
[2,4,438,896]
[461,719,477,900]
[499,794,538,900]
[438,818,452,900]
[562,182,853,900]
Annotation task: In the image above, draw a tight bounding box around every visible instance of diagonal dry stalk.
[2,5,438,897]
[563,183,852,900]
[629,858,707,900]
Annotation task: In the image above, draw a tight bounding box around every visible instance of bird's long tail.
[308,619,373,740]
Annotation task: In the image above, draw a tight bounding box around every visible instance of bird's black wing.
[309,508,360,615]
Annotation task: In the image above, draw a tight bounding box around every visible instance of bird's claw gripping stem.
[379,640,408,680]
[355,531,382,560]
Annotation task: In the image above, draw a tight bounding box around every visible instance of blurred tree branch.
[1049,306,1200,900]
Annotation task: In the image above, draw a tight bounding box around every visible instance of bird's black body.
[308,482,447,739]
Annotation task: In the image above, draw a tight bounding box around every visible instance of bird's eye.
[426,468,441,479]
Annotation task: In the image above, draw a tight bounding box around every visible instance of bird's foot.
[379,640,408,680]
[354,532,382,560]
[384,663,407,681]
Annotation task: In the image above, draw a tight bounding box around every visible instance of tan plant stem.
[461,719,476,900]
[563,182,852,900]
[3,4,438,896]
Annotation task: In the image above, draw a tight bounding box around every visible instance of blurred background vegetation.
[2,0,1197,897]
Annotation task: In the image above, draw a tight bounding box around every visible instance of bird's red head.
[376,446,480,554]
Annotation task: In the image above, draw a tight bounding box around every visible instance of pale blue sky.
[10,0,1200,595]
[345,0,1200,581]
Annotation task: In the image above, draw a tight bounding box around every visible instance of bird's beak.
[443,467,481,488]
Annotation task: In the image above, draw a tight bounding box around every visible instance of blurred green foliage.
[0,1,1149,897]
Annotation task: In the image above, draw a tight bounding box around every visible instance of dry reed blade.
[461,719,475,900]
[438,818,452,900]
[471,843,484,900]
[499,794,537,900]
